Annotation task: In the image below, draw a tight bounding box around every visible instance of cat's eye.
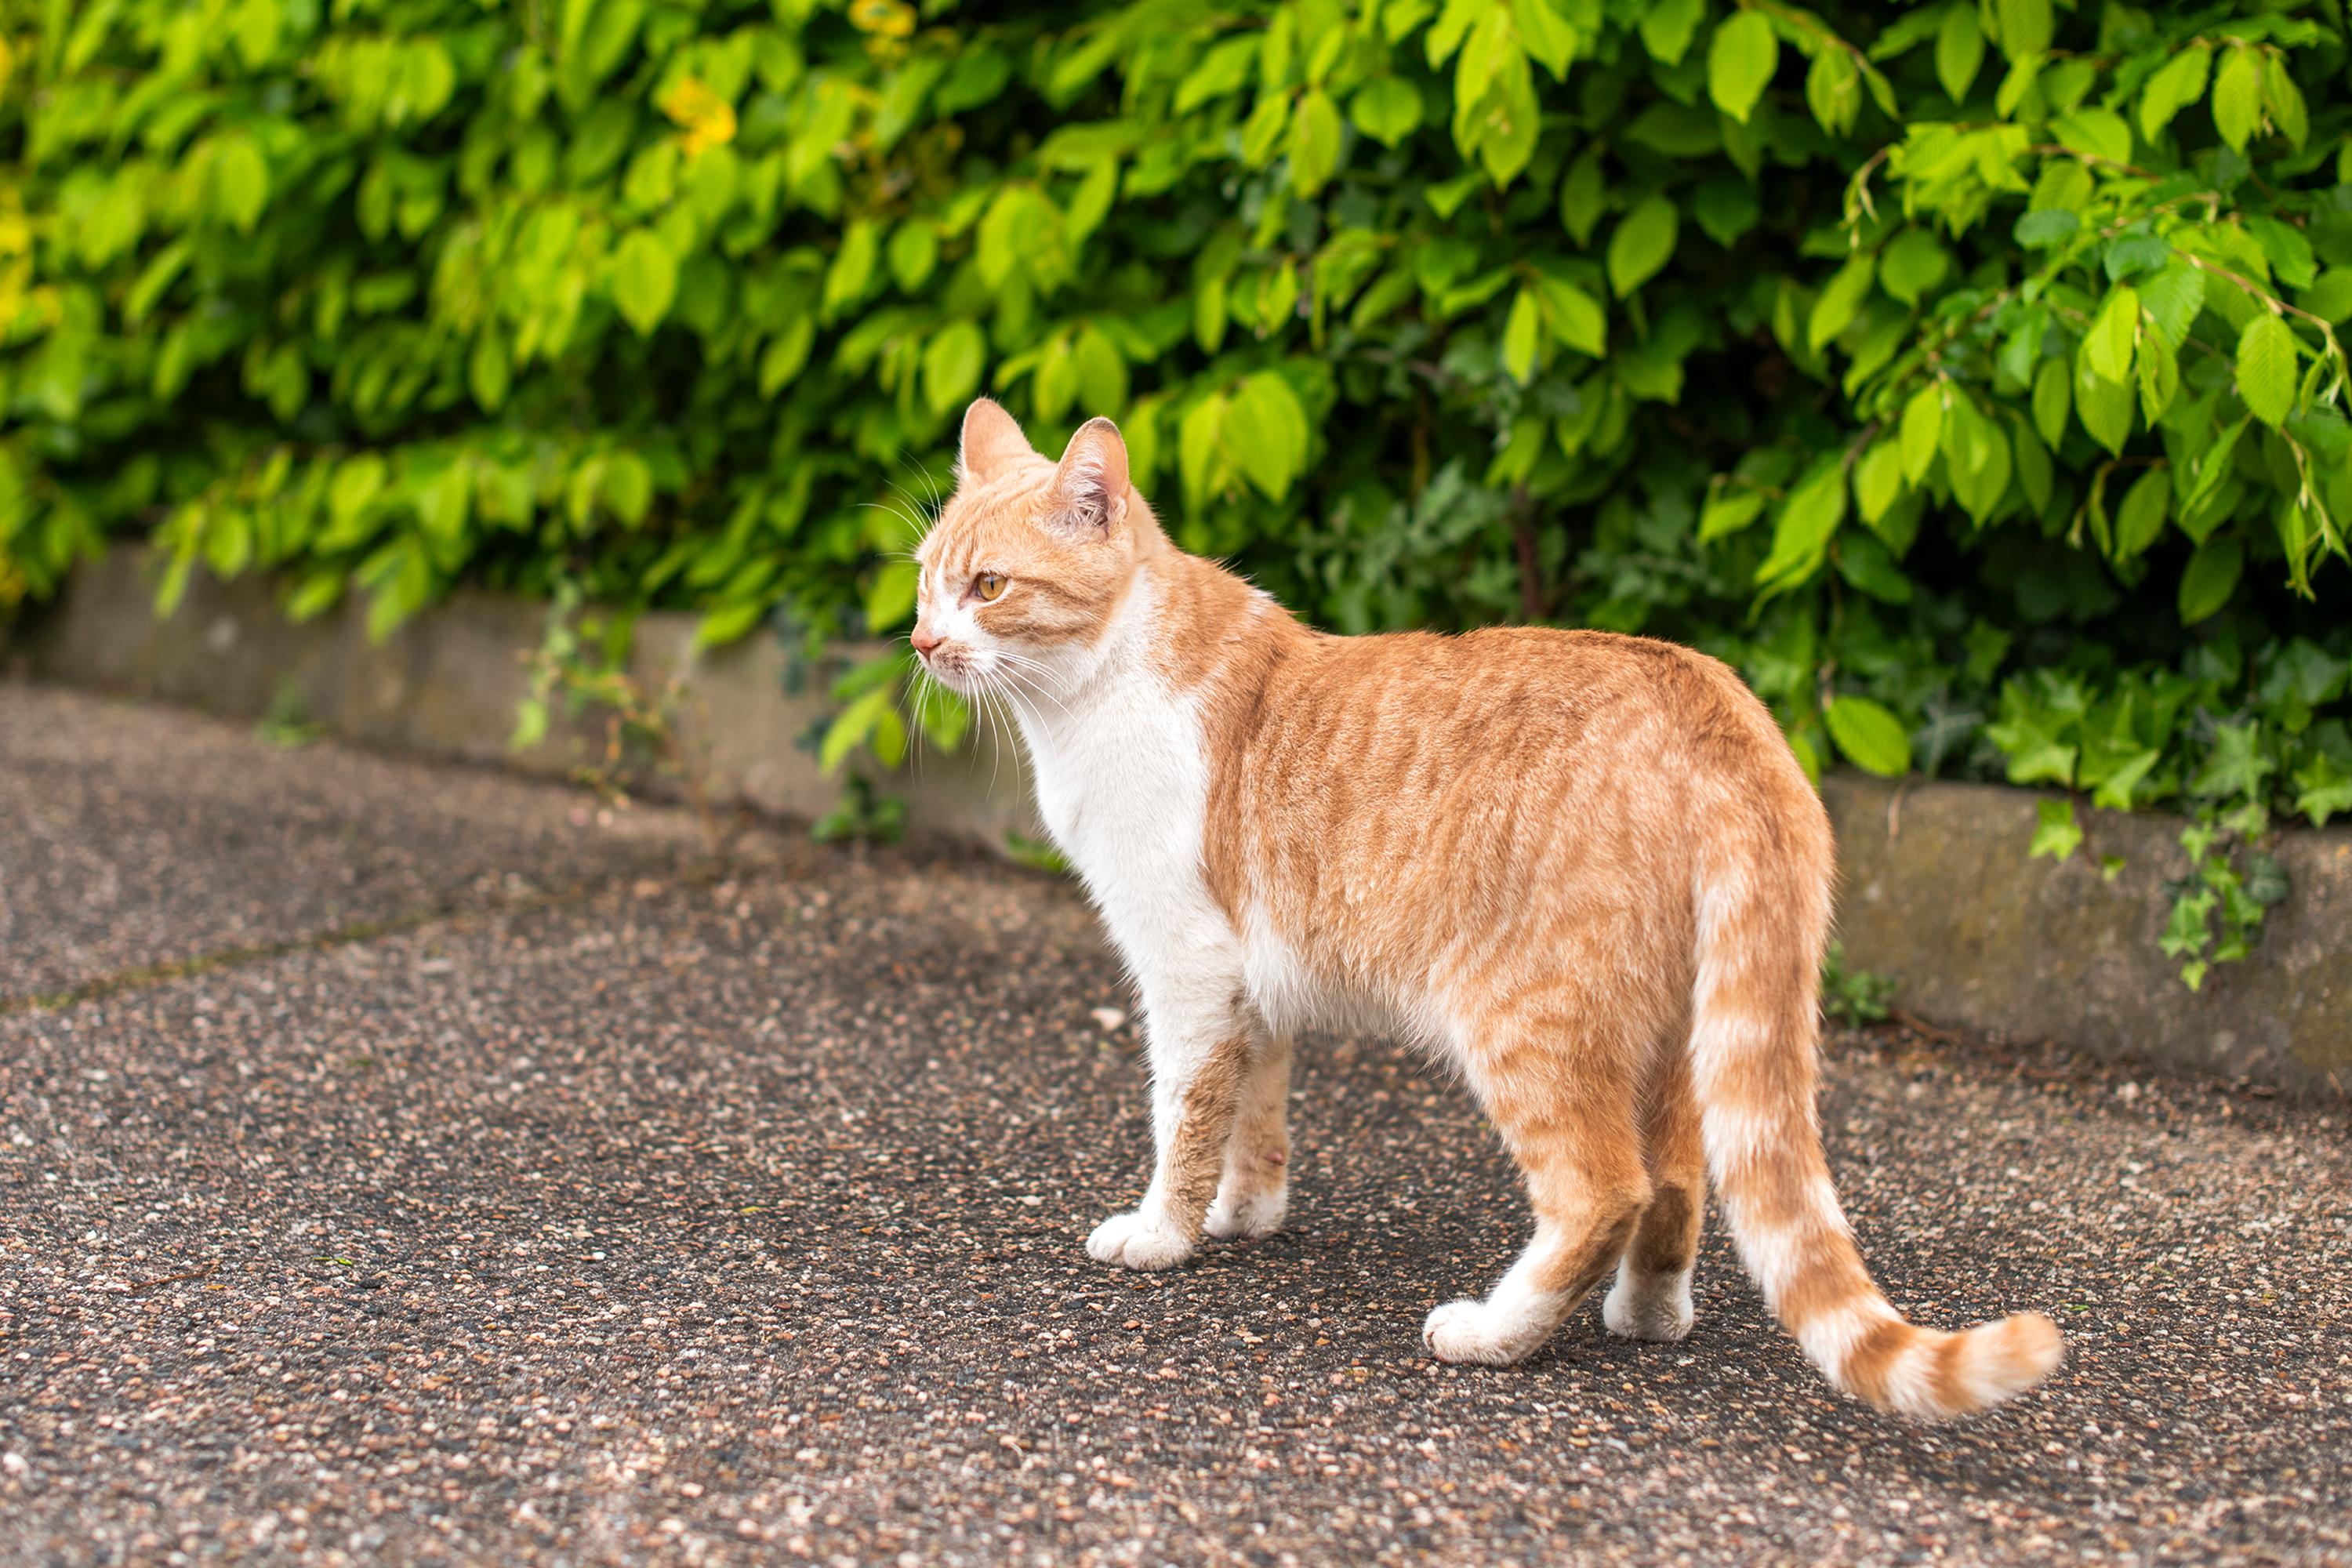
[973,572,1007,602]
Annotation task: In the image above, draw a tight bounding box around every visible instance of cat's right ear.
[958,398,1034,485]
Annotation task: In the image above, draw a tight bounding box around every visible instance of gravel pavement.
[2,681,2347,1566]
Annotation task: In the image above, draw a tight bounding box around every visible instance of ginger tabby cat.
[908,399,2063,1421]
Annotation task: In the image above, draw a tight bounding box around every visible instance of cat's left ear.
[1050,417,1129,537]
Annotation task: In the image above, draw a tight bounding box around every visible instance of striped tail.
[1689,835,2063,1422]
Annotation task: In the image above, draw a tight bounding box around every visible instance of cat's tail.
[1687,811,2063,1422]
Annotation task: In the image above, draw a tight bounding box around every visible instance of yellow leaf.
[659,75,738,158]
[848,0,916,38]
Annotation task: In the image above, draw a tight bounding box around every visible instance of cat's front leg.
[1086,996,1254,1272]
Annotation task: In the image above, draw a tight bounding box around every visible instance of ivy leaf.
[1706,11,1777,125]
[1825,695,1914,778]
[2028,797,2083,862]
[2177,535,2244,626]
[2234,314,2297,428]
[2295,753,2352,828]
[1935,2,1984,104]
[611,230,679,335]
[1606,195,1679,298]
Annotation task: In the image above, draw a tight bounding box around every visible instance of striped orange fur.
[909,401,2063,1421]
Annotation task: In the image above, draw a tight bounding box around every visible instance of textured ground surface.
[2,681,2347,1567]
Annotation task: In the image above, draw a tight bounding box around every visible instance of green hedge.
[2,0,2349,973]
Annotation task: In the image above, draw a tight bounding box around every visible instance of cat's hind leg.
[1603,1048,1704,1342]
[1205,1031,1293,1241]
[1423,1010,1650,1366]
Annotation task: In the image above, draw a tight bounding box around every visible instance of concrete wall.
[7,553,2343,1098]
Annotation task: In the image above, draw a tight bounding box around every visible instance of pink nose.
[911,627,944,658]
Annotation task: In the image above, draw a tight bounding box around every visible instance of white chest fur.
[1008,578,1242,1010]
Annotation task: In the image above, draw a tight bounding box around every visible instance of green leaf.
[2013,209,2079,249]
[2210,46,2260,151]
[2114,466,2169,560]
[2138,263,2205,350]
[1824,695,1913,778]
[1699,487,1767,542]
[2234,314,2297,428]
[1807,253,1875,352]
[1606,196,1679,299]
[1514,0,1577,79]
[611,230,678,335]
[1855,439,1904,524]
[2262,53,2307,151]
[863,558,919,633]
[1638,0,1705,66]
[1805,49,1860,139]
[2138,45,2211,141]
[1538,276,1606,356]
[1706,11,1778,125]
[2074,347,2132,456]
[2085,285,2138,384]
[469,333,510,412]
[1754,458,1846,591]
[1878,229,1950,307]
[1350,78,1423,147]
[212,134,270,234]
[2177,535,2244,625]
[2031,355,2071,448]
[1559,147,1608,247]
[1900,384,1944,483]
[2136,325,2179,425]
[1226,372,1310,499]
[2028,797,2083,862]
[1179,391,1229,507]
[1994,0,2051,60]
[922,320,986,418]
[889,221,938,292]
[1503,286,1542,383]
[1935,2,1984,104]
[1290,88,1344,195]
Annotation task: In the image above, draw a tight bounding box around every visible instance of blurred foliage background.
[2,0,2350,977]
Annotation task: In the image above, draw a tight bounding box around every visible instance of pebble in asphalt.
[1,682,2347,1566]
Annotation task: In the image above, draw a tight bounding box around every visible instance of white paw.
[1084,1210,1193,1272]
[1422,1298,1547,1366]
[1203,1185,1287,1241]
[1602,1273,1695,1342]
[1602,1264,1694,1343]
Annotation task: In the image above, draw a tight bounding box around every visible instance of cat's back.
[1243,622,1789,793]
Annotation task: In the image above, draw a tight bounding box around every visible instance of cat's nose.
[911,627,944,658]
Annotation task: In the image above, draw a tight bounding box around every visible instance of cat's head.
[909,399,1157,695]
